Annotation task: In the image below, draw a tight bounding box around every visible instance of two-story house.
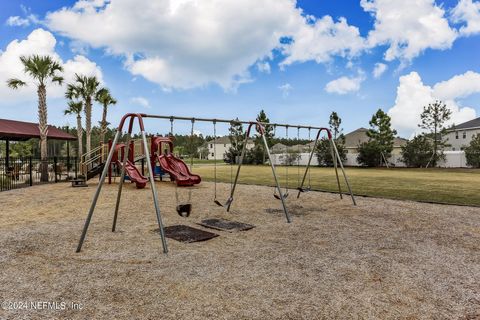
[445,117,480,151]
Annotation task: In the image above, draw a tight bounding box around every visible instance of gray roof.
[449,117,480,130]
[344,128,407,148]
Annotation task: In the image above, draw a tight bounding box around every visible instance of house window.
[211,153,214,157]
[452,147,456,151]
[224,144,226,147]
[210,144,213,148]
[455,132,459,139]
[463,131,467,139]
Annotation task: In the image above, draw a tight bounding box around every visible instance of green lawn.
[192,165,480,206]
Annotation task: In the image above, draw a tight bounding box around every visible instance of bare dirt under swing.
[0,181,479,319]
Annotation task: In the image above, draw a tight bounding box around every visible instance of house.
[343,128,408,166]
[205,136,255,160]
[445,117,480,151]
[270,143,287,154]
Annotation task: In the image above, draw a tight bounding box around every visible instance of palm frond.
[6,78,27,89]
[64,100,83,116]
[65,83,80,100]
[19,54,64,86]
[52,76,64,86]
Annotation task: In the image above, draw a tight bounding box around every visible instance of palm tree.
[66,74,100,157]
[64,101,84,157]
[7,55,63,182]
[95,88,117,144]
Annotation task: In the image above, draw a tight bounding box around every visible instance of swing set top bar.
[118,113,331,132]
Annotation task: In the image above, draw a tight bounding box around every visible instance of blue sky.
[0,0,479,138]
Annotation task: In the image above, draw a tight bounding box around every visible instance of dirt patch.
[0,181,479,319]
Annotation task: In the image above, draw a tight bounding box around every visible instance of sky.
[0,0,479,138]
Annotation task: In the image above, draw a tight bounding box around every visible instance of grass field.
[193,165,480,206]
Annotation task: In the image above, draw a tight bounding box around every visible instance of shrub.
[400,135,433,167]
[465,134,480,168]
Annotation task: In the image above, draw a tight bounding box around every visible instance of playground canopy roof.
[0,118,76,141]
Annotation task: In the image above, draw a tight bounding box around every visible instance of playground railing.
[0,156,79,192]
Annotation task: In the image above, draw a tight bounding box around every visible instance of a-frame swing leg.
[297,134,319,199]
[330,138,343,199]
[331,140,356,206]
[261,132,291,223]
[112,128,133,232]
[76,129,121,252]
[226,123,291,223]
[225,130,249,213]
[141,130,168,254]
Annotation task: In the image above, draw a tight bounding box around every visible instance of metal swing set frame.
[76,113,356,255]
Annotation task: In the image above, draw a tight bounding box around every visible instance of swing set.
[76,113,356,254]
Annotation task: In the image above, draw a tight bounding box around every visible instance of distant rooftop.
[344,128,407,148]
[449,117,480,131]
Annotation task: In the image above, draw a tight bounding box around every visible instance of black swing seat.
[274,193,289,200]
[176,204,192,217]
[214,197,233,208]
[296,187,311,193]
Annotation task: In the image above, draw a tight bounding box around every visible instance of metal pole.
[112,131,133,232]
[297,133,319,198]
[331,140,356,205]
[226,129,250,212]
[141,131,168,254]
[54,156,58,183]
[330,139,343,199]
[76,130,121,252]
[29,156,33,186]
[261,132,291,223]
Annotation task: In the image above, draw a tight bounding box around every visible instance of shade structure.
[0,118,76,141]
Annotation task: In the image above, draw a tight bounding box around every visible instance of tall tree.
[253,109,274,164]
[418,100,452,166]
[7,55,63,181]
[64,101,84,157]
[316,111,346,166]
[367,108,397,165]
[329,111,343,140]
[225,118,244,163]
[95,88,117,144]
[66,74,101,157]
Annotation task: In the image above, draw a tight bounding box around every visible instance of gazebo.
[0,118,76,169]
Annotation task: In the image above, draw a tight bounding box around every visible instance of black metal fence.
[0,156,79,192]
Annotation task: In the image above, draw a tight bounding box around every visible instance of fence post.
[29,157,33,186]
[75,157,78,179]
[141,158,145,175]
[54,156,58,183]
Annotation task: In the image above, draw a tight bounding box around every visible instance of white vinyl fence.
[271,151,470,168]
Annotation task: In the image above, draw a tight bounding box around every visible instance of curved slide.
[157,154,201,186]
[117,160,148,189]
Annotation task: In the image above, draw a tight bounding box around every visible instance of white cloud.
[130,96,150,108]
[256,61,271,74]
[387,71,477,137]
[432,71,480,100]
[451,0,480,36]
[372,62,387,78]
[325,74,364,95]
[5,16,30,27]
[45,0,367,91]
[278,83,292,98]
[0,28,103,104]
[280,16,366,67]
[361,0,457,62]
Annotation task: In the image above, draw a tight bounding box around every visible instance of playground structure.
[76,113,356,254]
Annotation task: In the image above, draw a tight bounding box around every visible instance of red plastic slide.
[117,160,148,189]
[157,154,201,186]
